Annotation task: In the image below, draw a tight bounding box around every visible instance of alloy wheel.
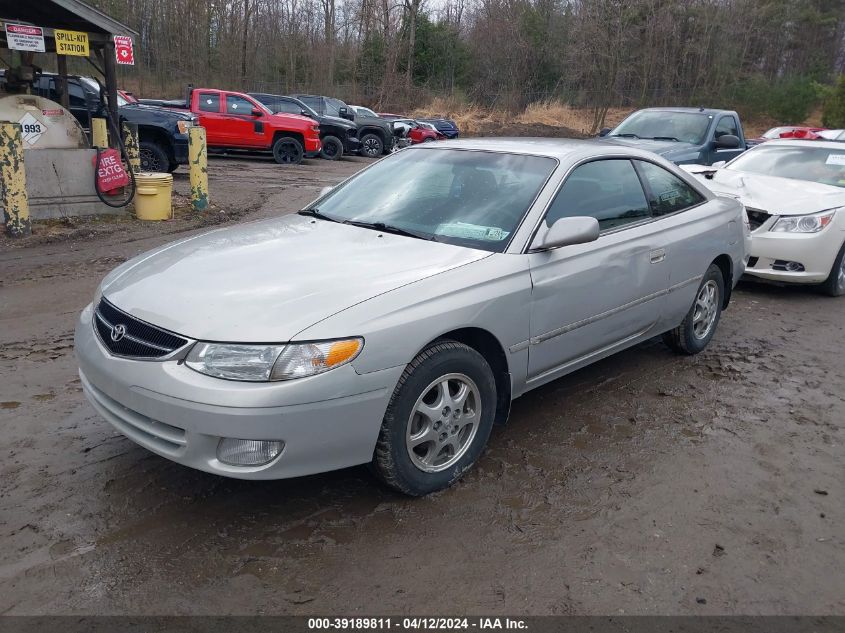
[140,148,162,171]
[405,373,481,473]
[692,280,719,339]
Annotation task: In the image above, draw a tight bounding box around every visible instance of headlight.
[770,209,837,233]
[185,338,363,382]
[176,120,193,134]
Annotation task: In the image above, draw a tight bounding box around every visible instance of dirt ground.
[0,153,843,616]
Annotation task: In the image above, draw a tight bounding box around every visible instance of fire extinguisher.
[93,80,137,208]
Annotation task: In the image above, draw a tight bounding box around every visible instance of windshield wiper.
[611,133,640,139]
[344,219,437,241]
[647,136,681,141]
[297,208,340,222]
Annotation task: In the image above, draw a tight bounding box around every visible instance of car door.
[526,158,669,385]
[633,159,725,328]
[710,115,744,164]
[222,93,266,148]
[194,91,227,146]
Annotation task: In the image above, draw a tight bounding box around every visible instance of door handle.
[649,249,666,264]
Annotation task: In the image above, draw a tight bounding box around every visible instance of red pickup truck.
[141,88,321,164]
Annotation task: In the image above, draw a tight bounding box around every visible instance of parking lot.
[1,155,843,615]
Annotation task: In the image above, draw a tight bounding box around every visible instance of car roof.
[635,107,736,116]
[757,139,845,150]
[412,137,674,160]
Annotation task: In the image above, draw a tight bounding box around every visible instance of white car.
[684,140,845,296]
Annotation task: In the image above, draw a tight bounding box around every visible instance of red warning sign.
[93,149,129,193]
[114,35,134,65]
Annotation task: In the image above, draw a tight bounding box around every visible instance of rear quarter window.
[635,161,705,216]
[198,93,220,113]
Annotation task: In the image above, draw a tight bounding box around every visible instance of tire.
[663,264,725,355]
[272,136,304,165]
[166,161,179,173]
[820,241,845,297]
[372,341,497,496]
[360,133,383,158]
[139,141,169,172]
[320,135,344,161]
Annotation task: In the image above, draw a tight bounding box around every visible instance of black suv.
[249,93,360,160]
[28,73,196,172]
[291,94,395,157]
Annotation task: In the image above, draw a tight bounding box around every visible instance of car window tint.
[226,95,254,115]
[198,93,220,113]
[636,161,705,216]
[715,116,738,138]
[299,96,321,112]
[67,82,88,108]
[326,98,346,116]
[545,159,651,231]
[275,100,302,114]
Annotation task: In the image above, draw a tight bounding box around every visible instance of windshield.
[611,110,711,144]
[355,106,378,118]
[762,127,794,139]
[727,145,845,188]
[80,76,128,106]
[309,148,557,252]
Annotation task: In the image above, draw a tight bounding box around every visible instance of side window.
[226,94,255,115]
[545,159,651,231]
[67,82,88,108]
[198,92,220,113]
[714,116,738,138]
[325,98,346,116]
[636,161,705,217]
[299,96,322,113]
[275,100,302,115]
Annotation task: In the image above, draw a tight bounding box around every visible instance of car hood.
[100,215,490,342]
[321,114,356,129]
[120,103,194,121]
[682,166,845,215]
[600,136,699,158]
[271,112,315,125]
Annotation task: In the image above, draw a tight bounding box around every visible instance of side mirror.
[251,108,262,117]
[715,134,740,149]
[300,109,308,116]
[711,160,726,169]
[338,107,354,121]
[531,216,600,251]
[598,127,611,137]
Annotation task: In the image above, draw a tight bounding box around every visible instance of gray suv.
[292,94,395,157]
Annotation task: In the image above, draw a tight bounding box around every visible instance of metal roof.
[0,0,137,37]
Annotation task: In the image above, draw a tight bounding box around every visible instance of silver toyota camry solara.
[75,139,747,495]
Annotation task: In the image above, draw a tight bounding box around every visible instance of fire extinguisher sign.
[114,35,134,65]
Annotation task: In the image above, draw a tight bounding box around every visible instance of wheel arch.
[426,327,512,426]
[271,130,304,149]
[712,254,733,308]
[137,125,174,161]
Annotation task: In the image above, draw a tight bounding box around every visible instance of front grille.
[745,207,771,231]
[94,299,188,359]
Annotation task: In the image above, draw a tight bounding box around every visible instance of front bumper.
[343,134,361,154]
[746,223,844,284]
[172,135,189,165]
[304,136,322,157]
[75,303,402,480]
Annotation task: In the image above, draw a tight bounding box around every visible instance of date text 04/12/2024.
[307,618,528,630]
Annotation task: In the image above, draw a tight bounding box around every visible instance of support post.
[104,41,119,148]
[56,55,70,109]
[1,123,31,238]
[122,122,140,173]
[189,126,209,211]
[91,118,108,148]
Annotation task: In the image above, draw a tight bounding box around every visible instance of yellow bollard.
[0,122,31,238]
[92,117,108,148]
[189,126,209,211]
[122,121,141,173]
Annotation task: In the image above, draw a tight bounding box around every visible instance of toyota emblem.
[110,323,127,342]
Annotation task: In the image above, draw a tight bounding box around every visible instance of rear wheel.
[663,264,724,355]
[360,133,383,158]
[139,141,169,172]
[272,136,304,165]
[820,241,845,297]
[372,341,497,496]
[320,135,343,161]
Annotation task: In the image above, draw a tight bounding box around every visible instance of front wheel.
[372,341,497,496]
[360,133,383,158]
[663,264,724,355]
[320,135,344,161]
[272,137,304,165]
[820,241,845,297]
[139,141,169,172]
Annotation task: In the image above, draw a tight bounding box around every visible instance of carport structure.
[0,0,137,137]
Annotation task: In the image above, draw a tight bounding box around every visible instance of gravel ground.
[0,154,843,616]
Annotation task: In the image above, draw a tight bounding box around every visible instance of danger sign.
[114,35,135,65]
[5,23,46,52]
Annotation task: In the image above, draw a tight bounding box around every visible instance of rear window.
[198,93,220,113]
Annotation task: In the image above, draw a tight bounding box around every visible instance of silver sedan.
[75,139,747,495]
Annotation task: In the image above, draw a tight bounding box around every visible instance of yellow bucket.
[134,172,173,221]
